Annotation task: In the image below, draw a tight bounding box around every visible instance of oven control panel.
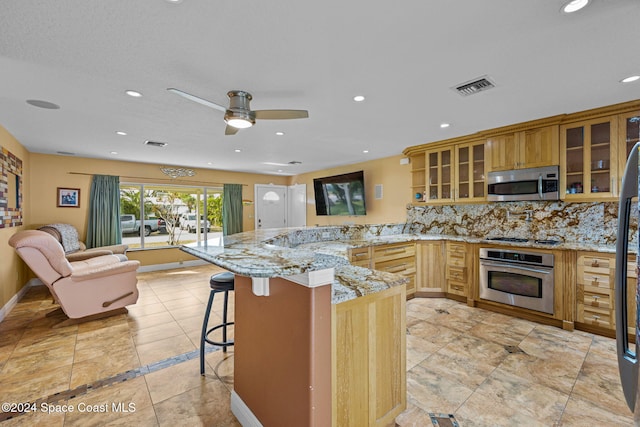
[479,248,554,267]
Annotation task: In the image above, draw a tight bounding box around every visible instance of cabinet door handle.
[592,260,599,267]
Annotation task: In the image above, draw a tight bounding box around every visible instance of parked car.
[120,214,160,236]
[180,213,211,233]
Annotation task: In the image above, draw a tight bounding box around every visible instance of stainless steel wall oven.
[479,248,554,315]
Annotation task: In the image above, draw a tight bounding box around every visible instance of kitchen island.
[181,227,408,427]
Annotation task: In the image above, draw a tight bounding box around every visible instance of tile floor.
[0,264,634,426]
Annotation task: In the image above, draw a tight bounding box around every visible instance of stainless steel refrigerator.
[615,140,640,424]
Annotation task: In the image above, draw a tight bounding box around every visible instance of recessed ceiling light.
[165,0,183,3]
[353,95,365,102]
[275,131,285,136]
[363,150,369,153]
[110,151,118,155]
[26,99,60,109]
[621,75,640,83]
[115,131,127,136]
[278,169,283,173]
[234,149,242,153]
[440,123,450,128]
[561,0,589,13]
[125,90,143,97]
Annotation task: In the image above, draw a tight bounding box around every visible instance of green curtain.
[223,183,243,236]
[86,175,122,248]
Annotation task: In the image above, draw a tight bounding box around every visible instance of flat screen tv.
[313,170,366,216]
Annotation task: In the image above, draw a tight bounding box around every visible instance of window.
[120,183,223,249]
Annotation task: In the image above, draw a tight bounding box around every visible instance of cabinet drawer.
[628,261,638,279]
[349,247,371,261]
[579,256,612,269]
[578,271,612,289]
[583,289,612,309]
[581,306,613,328]
[447,254,466,267]
[351,259,371,268]
[448,281,467,297]
[373,244,415,262]
[375,256,416,275]
[446,265,467,282]
[447,243,467,255]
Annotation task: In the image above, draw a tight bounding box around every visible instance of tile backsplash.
[406,201,638,246]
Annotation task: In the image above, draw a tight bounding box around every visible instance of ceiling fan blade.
[254,109,309,120]
[167,88,227,112]
[225,125,239,136]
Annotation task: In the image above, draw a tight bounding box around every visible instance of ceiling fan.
[167,88,309,135]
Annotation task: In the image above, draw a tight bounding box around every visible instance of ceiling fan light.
[226,118,253,129]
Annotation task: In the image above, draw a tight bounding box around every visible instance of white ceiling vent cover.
[453,76,496,96]
[144,140,168,148]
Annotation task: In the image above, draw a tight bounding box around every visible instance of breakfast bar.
[181,227,408,427]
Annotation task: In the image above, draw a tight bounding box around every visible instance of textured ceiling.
[0,0,639,176]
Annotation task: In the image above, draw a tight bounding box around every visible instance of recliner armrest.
[66,250,114,262]
[70,260,140,281]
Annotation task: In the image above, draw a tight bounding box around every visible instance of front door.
[255,185,287,229]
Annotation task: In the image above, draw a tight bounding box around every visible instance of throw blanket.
[39,224,81,254]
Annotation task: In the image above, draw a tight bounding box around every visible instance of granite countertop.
[181,224,620,304]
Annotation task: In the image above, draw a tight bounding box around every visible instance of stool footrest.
[204,322,235,347]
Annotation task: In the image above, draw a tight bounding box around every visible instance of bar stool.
[200,271,235,375]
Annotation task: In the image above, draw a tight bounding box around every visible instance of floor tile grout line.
[0,345,222,423]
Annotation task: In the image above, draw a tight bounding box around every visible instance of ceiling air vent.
[453,76,496,96]
[145,140,168,148]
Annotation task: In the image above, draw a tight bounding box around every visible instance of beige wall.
[29,153,288,237]
[289,155,411,226]
[0,125,30,309]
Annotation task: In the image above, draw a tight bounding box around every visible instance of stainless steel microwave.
[487,165,559,202]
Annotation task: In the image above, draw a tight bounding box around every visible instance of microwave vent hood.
[487,165,559,202]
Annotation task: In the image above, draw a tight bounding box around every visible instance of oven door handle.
[480,260,552,275]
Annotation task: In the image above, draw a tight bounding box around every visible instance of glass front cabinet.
[455,140,485,201]
[561,116,618,200]
[619,111,640,174]
[426,147,453,203]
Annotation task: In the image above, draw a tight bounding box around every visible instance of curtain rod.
[68,172,248,186]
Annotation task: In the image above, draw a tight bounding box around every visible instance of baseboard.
[0,278,43,323]
[231,391,263,427]
[136,259,208,273]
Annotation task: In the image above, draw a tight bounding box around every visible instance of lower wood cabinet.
[349,246,372,268]
[416,241,445,295]
[332,285,406,426]
[445,242,471,299]
[576,251,636,336]
[372,243,417,297]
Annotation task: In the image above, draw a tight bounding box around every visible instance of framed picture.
[57,187,80,208]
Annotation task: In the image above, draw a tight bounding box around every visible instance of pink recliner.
[9,230,140,324]
[38,223,128,262]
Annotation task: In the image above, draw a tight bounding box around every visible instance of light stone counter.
[181,224,621,304]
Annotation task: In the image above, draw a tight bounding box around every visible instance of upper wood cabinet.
[404,100,640,204]
[409,140,485,204]
[619,111,640,178]
[426,147,453,203]
[455,140,485,201]
[560,116,618,200]
[486,125,559,172]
